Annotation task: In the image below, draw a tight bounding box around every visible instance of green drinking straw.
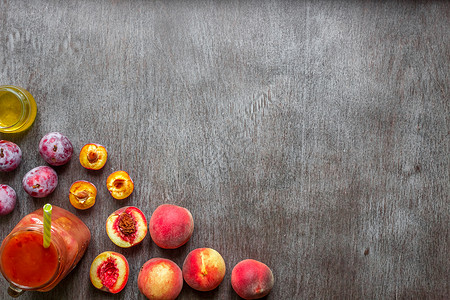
[43,204,52,248]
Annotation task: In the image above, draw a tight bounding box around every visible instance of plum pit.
[69,180,96,210]
[87,151,98,163]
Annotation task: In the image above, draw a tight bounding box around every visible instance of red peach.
[149,204,194,249]
[138,258,183,300]
[231,259,274,299]
[182,248,226,292]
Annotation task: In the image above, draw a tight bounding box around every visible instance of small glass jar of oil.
[0,86,37,133]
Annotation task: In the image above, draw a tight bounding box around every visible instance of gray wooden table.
[1,1,449,299]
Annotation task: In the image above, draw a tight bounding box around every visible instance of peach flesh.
[231,259,274,299]
[98,257,119,289]
[90,251,129,294]
[149,204,194,249]
[182,248,226,292]
[138,258,183,300]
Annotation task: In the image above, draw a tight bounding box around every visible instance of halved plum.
[69,180,96,210]
[79,143,107,170]
[106,171,134,200]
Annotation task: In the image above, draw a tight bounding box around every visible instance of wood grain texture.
[0,0,449,299]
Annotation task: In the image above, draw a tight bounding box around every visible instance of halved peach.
[106,171,134,200]
[106,206,147,248]
[69,180,96,210]
[79,143,107,170]
[90,251,129,294]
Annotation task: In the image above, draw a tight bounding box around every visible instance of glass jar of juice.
[0,85,37,133]
[0,205,91,296]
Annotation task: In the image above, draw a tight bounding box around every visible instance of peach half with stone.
[106,206,147,248]
[90,251,129,294]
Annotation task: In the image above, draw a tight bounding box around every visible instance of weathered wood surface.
[0,1,449,299]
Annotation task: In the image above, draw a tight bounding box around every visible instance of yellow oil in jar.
[0,86,37,133]
[0,91,23,127]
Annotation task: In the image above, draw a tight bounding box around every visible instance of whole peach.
[138,258,183,300]
[182,248,226,291]
[231,259,274,299]
[149,204,194,249]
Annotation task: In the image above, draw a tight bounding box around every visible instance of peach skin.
[182,248,226,292]
[138,258,183,300]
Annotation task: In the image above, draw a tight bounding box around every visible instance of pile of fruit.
[0,133,274,300]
